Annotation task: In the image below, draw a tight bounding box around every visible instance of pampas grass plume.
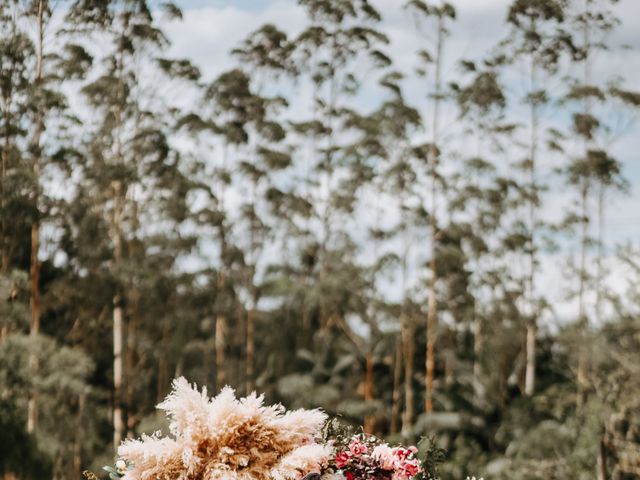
[117,378,330,480]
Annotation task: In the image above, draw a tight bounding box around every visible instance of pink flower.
[392,447,411,461]
[348,439,368,456]
[401,458,422,477]
[334,450,351,468]
[372,444,395,470]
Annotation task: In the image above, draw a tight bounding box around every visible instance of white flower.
[115,459,127,472]
[371,444,395,470]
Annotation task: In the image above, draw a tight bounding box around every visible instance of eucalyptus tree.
[231,24,295,393]
[0,4,99,475]
[290,0,389,333]
[190,67,270,392]
[0,0,32,275]
[22,0,91,437]
[561,0,638,406]
[0,1,32,401]
[236,113,292,393]
[453,61,510,381]
[0,0,90,439]
[65,0,193,450]
[326,71,423,433]
[24,0,47,436]
[372,70,422,434]
[405,0,456,414]
[496,0,572,396]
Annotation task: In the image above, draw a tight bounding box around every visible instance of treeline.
[0,0,639,479]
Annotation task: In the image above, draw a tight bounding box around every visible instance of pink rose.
[348,439,368,456]
[334,450,352,468]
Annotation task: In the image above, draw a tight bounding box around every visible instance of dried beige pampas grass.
[117,377,331,480]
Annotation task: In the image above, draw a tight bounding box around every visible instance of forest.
[0,0,639,478]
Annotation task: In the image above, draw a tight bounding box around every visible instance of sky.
[156,0,640,325]
[160,0,640,235]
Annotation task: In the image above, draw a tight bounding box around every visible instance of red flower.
[345,473,355,480]
[400,458,422,477]
[334,450,352,468]
[393,447,410,461]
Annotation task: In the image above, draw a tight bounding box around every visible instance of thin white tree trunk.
[425,14,444,414]
[113,291,124,450]
[391,337,402,434]
[215,271,227,389]
[577,0,593,408]
[524,39,539,397]
[595,175,605,323]
[28,0,45,434]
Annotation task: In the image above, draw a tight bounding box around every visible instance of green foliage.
[0,0,638,479]
[0,400,52,479]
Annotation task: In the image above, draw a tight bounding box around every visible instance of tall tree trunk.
[524,42,539,397]
[595,183,604,324]
[592,0,603,328]
[317,43,338,332]
[126,294,138,435]
[425,14,443,414]
[1,104,9,273]
[215,271,226,389]
[110,11,129,451]
[577,1,592,408]
[576,180,589,408]
[596,431,607,480]
[113,290,125,451]
[524,323,536,395]
[112,181,125,451]
[27,0,45,434]
[401,319,415,436]
[363,352,374,433]
[473,302,482,380]
[27,220,40,434]
[245,184,257,394]
[390,337,402,434]
[73,392,86,479]
[157,350,167,404]
[577,182,589,323]
[245,289,256,394]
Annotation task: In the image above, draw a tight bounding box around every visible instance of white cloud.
[162,1,307,79]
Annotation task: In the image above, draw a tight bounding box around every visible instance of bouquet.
[91,378,478,480]
[328,433,425,480]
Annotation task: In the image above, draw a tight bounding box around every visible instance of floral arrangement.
[109,377,331,480]
[328,434,425,480]
[89,378,481,480]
